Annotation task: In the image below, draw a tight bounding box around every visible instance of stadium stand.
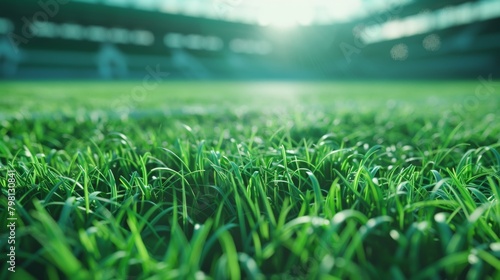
[0,0,499,79]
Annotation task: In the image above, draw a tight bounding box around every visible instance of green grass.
[1,80,499,279]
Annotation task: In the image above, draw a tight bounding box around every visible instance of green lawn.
[1,81,499,279]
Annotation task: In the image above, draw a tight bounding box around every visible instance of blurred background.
[0,0,499,80]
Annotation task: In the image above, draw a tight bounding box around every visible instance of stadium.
[1,0,500,79]
[1,0,499,279]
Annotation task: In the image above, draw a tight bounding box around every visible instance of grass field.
[1,80,500,279]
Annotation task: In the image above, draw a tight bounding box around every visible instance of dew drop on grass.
[195,271,207,280]
[311,217,329,227]
[321,255,335,271]
[490,243,500,252]
[468,250,479,264]
[366,219,377,228]
[253,136,263,145]
[434,213,447,223]
[389,230,400,241]
[417,221,429,231]
[24,149,32,157]
[86,227,99,235]
[402,145,413,151]
[333,212,346,224]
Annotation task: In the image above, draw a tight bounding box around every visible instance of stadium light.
[361,0,500,44]
[255,1,305,28]
[245,0,364,28]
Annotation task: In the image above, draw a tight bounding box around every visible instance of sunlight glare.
[253,0,363,28]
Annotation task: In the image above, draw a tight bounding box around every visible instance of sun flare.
[252,0,363,28]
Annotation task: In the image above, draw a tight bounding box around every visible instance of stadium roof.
[73,0,500,32]
[74,0,415,26]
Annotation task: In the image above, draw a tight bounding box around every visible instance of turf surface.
[1,81,500,279]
